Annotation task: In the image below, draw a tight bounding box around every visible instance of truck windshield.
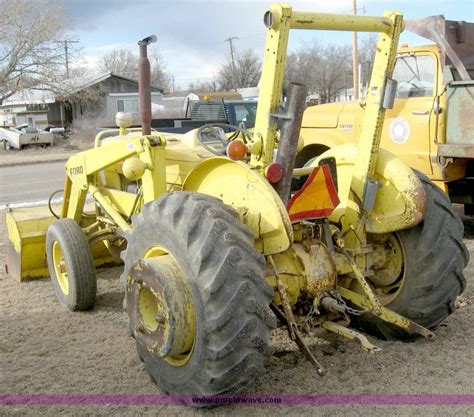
[393,55,435,98]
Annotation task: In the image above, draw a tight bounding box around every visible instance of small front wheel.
[46,218,97,311]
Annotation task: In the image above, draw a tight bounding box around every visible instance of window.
[393,55,435,98]
[117,99,139,113]
[233,103,256,127]
[27,116,35,127]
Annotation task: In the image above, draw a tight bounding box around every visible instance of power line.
[57,39,79,78]
[352,0,359,99]
[225,36,239,91]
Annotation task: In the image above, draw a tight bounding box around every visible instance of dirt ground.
[1,208,473,417]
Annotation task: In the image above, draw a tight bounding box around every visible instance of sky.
[64,0,474,90]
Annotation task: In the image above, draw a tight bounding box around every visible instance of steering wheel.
[197,123,239,156]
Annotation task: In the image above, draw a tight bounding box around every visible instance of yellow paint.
[251,3,292,166]
[313,144,426,235]
[93,187,138,219]
[251,3,404,178]
[6,207,55,280]
[337,286,434,338]
[5,205,117,281]
[140,247,196,367]
[265,249,306,305]
[322,321,381,353]
[300,44,465,185]
[138,287,160,332]
[182,157,293,255]
[122,157,146,180]
[52,241,69,295]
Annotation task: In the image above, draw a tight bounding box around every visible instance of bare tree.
[0,0,68,102]
[218,49,261,91]
[187,78,218,93]
[358,34,377,87]
[99,49,137,79]
[286,41,351,103]
[149,50,171,91]
[99,48,171,91]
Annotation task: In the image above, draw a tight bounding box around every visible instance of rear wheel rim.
[52,241,69,295]
[132,246,196,367]
[368,233,406,305]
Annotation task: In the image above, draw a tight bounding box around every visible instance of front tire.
[46,218,97,311]
[121,192,275,395]
[355,173,469,340]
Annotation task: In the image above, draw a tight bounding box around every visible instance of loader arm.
[252,4,404,171]
[62,135,167,230]
[252,4,424,252]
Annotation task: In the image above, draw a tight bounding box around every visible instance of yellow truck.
[299,16,474,213]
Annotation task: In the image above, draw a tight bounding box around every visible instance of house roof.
[2,89,56,105]
[1,73,163,106]
[65,72,163,95]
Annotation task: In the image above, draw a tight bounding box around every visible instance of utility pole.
[352,0,359,99]
[171,75,175,93]
[59,39,79,78]
[225,37,239,91]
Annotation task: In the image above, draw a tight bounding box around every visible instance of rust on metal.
[274,82,308,204]
[322,321,382,353]
[138,35,157,136]
[126,256,195,360]
[270,302,326,376]
[268,255,298,340]
[337,286,435,339]
[305,242,336,295]
[438,144,474,159]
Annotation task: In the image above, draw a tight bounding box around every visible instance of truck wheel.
[4,141,12,151]
[46,218,97,311]
[353,173,469,340]
[121,192,275,395]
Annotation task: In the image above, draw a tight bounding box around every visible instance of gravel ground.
[0,209,473,417]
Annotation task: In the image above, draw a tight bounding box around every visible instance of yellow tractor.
[5,4,468,396]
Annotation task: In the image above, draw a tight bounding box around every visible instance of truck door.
[381,53,437,175]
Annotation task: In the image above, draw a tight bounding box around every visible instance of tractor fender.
[314,144,427,234]
[182,157,293,255]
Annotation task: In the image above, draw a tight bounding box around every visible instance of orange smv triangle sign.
[287,164,340,223]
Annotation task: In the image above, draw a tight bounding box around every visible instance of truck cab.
[299,18,474,213]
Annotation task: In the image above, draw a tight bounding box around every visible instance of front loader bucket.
[5,205,118,281]
[6,205,54,281]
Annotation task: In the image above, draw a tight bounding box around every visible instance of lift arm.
[251,3,405,188]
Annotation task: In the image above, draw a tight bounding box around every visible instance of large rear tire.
[354,173,469,340]
[121,192,275,395]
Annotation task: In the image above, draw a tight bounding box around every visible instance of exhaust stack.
[138,35,157,135]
